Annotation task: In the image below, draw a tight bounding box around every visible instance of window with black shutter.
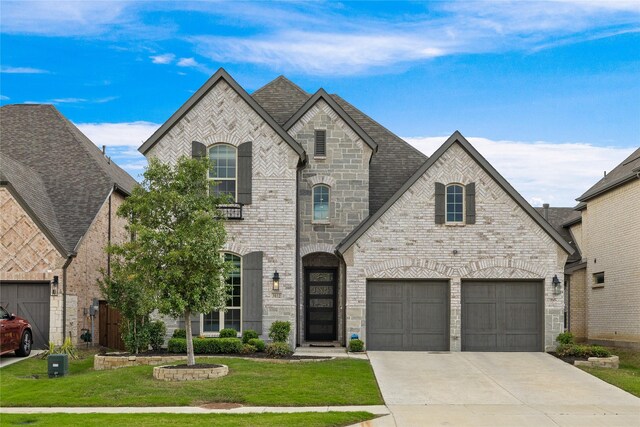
[315,130,326,157]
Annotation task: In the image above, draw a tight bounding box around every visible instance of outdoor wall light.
[51,276,59,296]
[552,275,561,294]
[272,270,280,291]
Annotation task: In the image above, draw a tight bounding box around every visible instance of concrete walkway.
[294,346,369,359]
[367,351,640,426]
[1,405,390,415]
[0,350,44,369]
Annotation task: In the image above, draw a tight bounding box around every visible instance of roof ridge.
[253,75,309,98]
[330,94,427,159]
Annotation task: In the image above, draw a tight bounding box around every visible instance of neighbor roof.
[251,75,427,214]
[0,104,137,256]
[577,147,640,202]
[535,207,582,263]
[139,68,306,160]
[337,131,575,255]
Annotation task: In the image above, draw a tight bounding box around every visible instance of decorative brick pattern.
[345,143,568,351]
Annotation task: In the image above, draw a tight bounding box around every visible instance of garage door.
[367,280,449,351]
[0,281,50,349]
[462,281,543,352]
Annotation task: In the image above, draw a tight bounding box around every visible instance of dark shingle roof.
[251,77,427,214]
[0,104,137,255]
[534,207,582,263]
[577,147,640,202]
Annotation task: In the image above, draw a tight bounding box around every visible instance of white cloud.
[0,95,9,100]
[150,53,175,64]
[177,57,198,67]
[24,96,118,105]
[75,121,160,147]
[1,66,49,74]
[404,136,635,207]
[51,97,87,103]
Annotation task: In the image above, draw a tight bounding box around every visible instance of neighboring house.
[561,148,640,348]
[0,105,137,349]
[139,68,573,352]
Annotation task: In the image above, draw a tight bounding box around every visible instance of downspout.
[295,167,301,347]
[61,256,73,340]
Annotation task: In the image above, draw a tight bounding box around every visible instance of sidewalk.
[293,346,368,360]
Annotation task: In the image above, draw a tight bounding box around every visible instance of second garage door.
[0,281,50,349]
[462,280,543,352]
[367,280,449,351]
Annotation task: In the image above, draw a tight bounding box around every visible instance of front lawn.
[579,347,640,397]
[0,412,376,427]
[0,354,383,407]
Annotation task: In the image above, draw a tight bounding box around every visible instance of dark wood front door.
[305,268,337,341]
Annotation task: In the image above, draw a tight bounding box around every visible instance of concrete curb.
[0,405,390,415]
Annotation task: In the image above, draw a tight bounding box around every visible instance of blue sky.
[1,1,639,206]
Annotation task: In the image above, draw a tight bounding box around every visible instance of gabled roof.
[0,104,137,256]
[534,207,582,263]
[283,89,378,152]
[252,76,310,126]
[139,68,306,161]
[577,147,640,202]
[337,131,575,255]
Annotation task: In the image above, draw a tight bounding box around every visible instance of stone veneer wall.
[146,80,299,345]
[288,99,373,344]
[343,143,568,351]
[581,181,640,346]
[0,187,66,344]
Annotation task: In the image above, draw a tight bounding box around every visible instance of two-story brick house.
[139,69,573,352]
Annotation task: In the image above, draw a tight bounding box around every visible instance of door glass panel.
[310,272,333,282]
[310,299,333,308]
[309,285,333,295]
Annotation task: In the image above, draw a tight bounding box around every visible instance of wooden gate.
[99,301,125,351]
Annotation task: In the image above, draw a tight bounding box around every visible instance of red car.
[0,305,32,357]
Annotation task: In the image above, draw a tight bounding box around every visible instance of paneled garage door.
[462,280,543,352]
[367,280,449,351]
[0,281,50,349]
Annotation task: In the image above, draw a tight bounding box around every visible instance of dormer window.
[209,144,237,201]
[314,130,326,157]
[446,184,464,223]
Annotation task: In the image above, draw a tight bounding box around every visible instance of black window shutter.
[315,130,326,157]
[435,182,445,224]
[242,251,263,334]
[237,142,252,205]
[192,141,206,159]
[466,182,476,224]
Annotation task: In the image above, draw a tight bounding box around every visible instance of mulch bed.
[162,363,224,369]
[549,352,588,365]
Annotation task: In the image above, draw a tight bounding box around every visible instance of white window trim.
[445,183,465,225]
[208,143,238,202]
[201,253,242,336]
[312,184,331,224]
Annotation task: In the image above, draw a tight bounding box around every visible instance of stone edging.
[574,355,619,369]
[94,354,333,370]
[153,364,229,381]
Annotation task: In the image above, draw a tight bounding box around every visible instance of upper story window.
[209,144,237,201]
[313,185,330,222]
[314,130,326,157]
[593,272,605,287]
[203,253,242,333]
[446,184,464,223]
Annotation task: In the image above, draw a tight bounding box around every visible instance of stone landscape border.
[153,364,229,381]
[94,354,332,370]
[574,355,619,369]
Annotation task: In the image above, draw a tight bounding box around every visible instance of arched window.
[208,144,237,200]
[313,185,330,222]
[202,253,242,333]
[446,184,464,223]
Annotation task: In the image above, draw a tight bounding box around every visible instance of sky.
[1,1,639,207]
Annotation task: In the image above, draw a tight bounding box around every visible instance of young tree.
[102,156,232,365]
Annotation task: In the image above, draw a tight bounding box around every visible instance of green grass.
[579,347,640,397]
[0,354,383,407]
[0,412,376,427]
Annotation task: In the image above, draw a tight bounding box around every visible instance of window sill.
[592,284,605,289]
[313,156,327,160]
[312,220,330,225]
[445,222,466,227]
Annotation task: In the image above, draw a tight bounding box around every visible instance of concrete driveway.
[368,351,640,426]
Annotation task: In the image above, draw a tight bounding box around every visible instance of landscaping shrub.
[241,344,257,354]
[268,321,291,343]
[172,329,186,339]
[349,339,364,352]
[123,322,150,354]
[266,342,293,358]
[149,321,166,351]
[219,328,238,338]
[248,338,265,352]
[167,338,243,354]
[242,329,259,344]
[556,332,574,345]
[556,343,611,358]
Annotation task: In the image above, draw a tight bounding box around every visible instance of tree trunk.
[184,308,195,366]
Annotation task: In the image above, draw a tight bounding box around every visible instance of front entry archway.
[305,268,338,341]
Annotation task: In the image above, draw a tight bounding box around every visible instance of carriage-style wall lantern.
[552,275,561,294]
[272,271,280,291]
[51,276,59,296]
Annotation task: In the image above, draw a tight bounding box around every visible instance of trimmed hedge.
[172,329,186,339]
[248,338,265,352]
[348,339,364,352]
[219,328,238,338]
[167,337,243,354]
[266,342,293,358]
[556,343,611,358]
[242,329,259,344]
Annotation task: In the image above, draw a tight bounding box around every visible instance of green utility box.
[48,354,69,378]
